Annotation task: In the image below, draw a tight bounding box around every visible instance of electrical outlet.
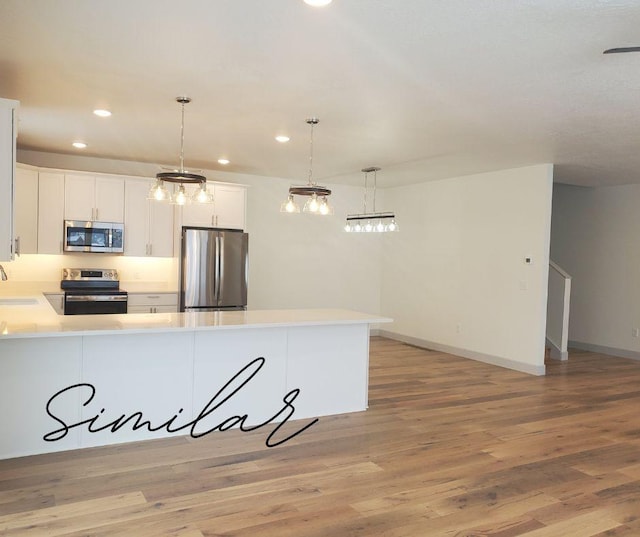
[633,328,639,338]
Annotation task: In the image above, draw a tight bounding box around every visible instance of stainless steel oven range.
[61,268,128,315]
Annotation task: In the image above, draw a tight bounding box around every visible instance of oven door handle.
[66,295,128,302]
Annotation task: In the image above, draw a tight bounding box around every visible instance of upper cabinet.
[124,178,174,257]
[179,183,246,230]
[37,171,65,254]
[14,166,38,255]
[7,162,246,259]
[64,174,124,222]
[0,98,18,261]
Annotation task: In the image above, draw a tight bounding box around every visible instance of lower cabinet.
[127,293,178,314]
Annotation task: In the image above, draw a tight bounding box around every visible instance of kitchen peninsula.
[0,293,390,460]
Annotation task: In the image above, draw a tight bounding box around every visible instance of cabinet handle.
[149,243,153,256]
[147,295,160,299]
[95,208,99,220]
[14,236,20,257]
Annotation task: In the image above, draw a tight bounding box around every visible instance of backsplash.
[0,254,178,286]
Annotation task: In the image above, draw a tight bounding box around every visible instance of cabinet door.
[95,176,124,222]
[64,174,95,221]
[180,184,215,227]
[14,167,38,254]
[38,172,65,254]
[127,305,153,314]
[0,99,18,261]
[124,179,150,257]
[149,196,174,257]
[214,185,246,230]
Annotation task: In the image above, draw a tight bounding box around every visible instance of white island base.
[0,309,390,460]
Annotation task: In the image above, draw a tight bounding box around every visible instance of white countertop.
[0,283,390,339]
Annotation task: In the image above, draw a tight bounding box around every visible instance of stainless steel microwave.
[63,220,124,253]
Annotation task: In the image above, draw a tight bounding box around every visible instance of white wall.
[241,174,382,312]
[380,164,553,375]
[551,183,640,357]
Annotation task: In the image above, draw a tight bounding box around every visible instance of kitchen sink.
[0,298,39,306]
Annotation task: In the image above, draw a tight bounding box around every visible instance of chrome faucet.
[0,265,7,281]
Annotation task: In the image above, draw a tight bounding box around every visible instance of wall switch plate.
[633,328,639,338]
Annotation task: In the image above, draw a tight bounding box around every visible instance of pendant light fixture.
[149,96,213,205]
[280,118,333,215]
[344,167,398,233]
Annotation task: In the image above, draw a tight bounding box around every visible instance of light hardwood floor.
[1,337,640,536]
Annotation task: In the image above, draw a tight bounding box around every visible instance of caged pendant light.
[344,167,398,233]
[280,118,333,215]
[149,96,213,205]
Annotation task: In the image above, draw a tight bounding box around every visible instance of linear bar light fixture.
[149,96,213,205]
[280,118,333,215]
[344,167,398,233]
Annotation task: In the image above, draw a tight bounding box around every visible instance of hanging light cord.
[363,170,368,213]
[308,121,315,185]
[179,101,186,173]
[372,168,377,213]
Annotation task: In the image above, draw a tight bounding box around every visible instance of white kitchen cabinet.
[37,171,65,254]
[65,174,124,222]
[0,98,18,261]
[214,184,246,229]
[127,293,178,314]
[179,184,215,228]
[124,178,174,257]
[179,183,246,230]
[14,166,38,255]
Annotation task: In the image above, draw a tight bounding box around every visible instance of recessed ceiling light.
[275,135,290,143]
[218,158,230,165]
[93,109,112,117]
[304,0,332,6]
[72,141,87,149]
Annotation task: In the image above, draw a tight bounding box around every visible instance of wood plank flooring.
[2,337,640,536]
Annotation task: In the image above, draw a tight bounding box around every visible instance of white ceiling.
[1,0,640,188]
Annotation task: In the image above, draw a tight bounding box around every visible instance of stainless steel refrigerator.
[179,227,248,312]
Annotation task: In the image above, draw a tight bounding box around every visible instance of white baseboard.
[545,337,568,361]
[568,340,640,361]
[378,330,546,376]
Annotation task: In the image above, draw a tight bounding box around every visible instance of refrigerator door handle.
[216,233,223,306]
